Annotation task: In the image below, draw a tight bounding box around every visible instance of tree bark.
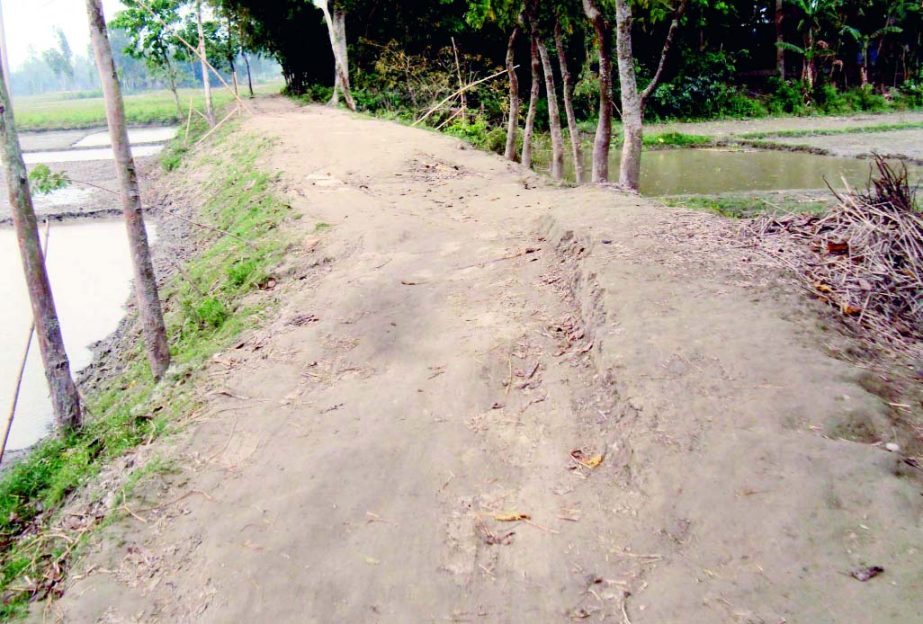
[243,54,254,98]
[86,0,171,381]
[536,39,564,180]
[554,21,584,184]
[165,57,183,119]
[196,0,215,125]
[775,0,785,79]
[614,0,643,191]
[0,59,82,431]
[319,2,356,111]
[521,32,541,170]
[504,26,521,162]
[582,0,612,183]
[639,0,688,108]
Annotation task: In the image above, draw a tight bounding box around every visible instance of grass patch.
[739,121,923,140]
[642,132,713,149]
[663,194,829,219]
[0,119,291,619]
[12,83,283,131]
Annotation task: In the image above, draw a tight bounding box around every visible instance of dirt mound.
[41,99,922,623]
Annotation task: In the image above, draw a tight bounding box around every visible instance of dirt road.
[45,99,921,623]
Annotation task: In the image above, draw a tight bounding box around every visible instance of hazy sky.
[2,0,125,71]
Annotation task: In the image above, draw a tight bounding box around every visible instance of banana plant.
[778,0,842,90]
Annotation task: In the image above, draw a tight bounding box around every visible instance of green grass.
[662,194,829,219]
[0,117,292,619]
[738,120,923,140]
[642,131,714,149]
[12,82,284,131]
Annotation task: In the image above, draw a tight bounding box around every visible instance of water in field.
[0,220,156,451]
[73,127,179,148]
[533,145,918,195]
[24,144,164,164]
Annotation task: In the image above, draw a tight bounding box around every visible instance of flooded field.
[0,220,156,451]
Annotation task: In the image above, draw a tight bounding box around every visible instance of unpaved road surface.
[772,128,923,161]
[45,99,921,623]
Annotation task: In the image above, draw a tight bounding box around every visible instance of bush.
[766,78,809,115]
[443,116,506,153]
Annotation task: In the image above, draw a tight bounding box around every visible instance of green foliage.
[28,165,71,195]
[642,132,713,148]
[442,115,506,153]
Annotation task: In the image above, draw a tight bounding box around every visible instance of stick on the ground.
[1,221,52,465]
[413,66,516,127]
[195,105,240,146]
[184,99,195,144]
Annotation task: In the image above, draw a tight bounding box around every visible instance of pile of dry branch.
[750,156,922,356]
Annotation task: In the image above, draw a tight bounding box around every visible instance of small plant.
[28,164,71,195]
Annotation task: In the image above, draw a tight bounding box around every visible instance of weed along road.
[39,99,922,623]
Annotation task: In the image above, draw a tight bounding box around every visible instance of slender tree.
[581,0,612,183]
[775,0,786,78]
[520,28,541,169]
[0,56,82,431]
[196,0,215,125]
[612,0,687,191]
[554,20,584,183]
[85,0,171,380]
[529,1,564,180]
[504,25,521,161]
[314,0,356,111]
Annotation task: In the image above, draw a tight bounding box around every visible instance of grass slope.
[0,118,292,619]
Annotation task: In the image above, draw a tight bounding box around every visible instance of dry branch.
[749,156,922,356]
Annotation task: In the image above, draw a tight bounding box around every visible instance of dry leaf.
[494,513,531,522]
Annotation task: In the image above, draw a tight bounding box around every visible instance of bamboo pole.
[413,66,515,127]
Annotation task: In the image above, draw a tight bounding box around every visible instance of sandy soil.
[41,99,921,623]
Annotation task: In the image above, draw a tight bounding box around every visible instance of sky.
[1,0,125,71]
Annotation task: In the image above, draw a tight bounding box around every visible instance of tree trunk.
[614,0,643,191]
[536,39,564,180]
[165,58,183,119]
[196,0,214,125]
[582,0,612,183]
[86,0,171,381]
[521,33,541,170]
[243,54,254,98]
[319,2,356,111]
[860,43,869,87]
[775,0,785,79]
[555,22,585,184]
[0,60,82,431]
[504,26,521,162]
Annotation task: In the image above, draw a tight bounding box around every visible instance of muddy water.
[536,146,917,195]
[0,220,156,450]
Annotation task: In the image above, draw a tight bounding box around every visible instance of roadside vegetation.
[0,122,292,619]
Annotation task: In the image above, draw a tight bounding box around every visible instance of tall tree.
[554,20,585,183]
[581,0,612,183]
[42,28,76,91]
[529,2,564,180]
[314,0,356,111]
[775,0,786,78]
[0,56,82,431]
[612,0,687,191]
[520,26,541,169]
[196,0,216,125]
[111,0,185,119]
[85,0,171,380]
[504,25,521,161]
